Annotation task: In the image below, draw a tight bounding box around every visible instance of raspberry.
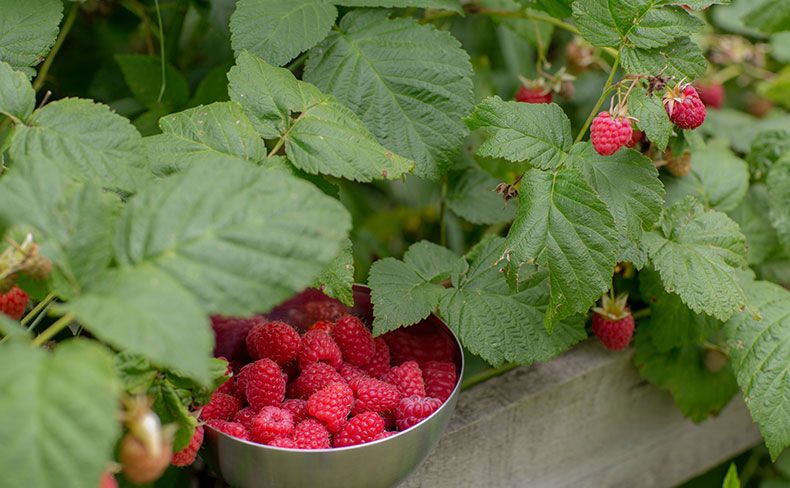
[293,419,331,449]
[282,399,309,423]
[626,129,644,148]
[515,83,552,104]
[373,430,397,441]
[394,396,442,431]
[333,412,385,447]
[243,359,286,410]
[292,300,348,329]
[590,112,633,156]
[384,361,425,397]
[119,433,172,484]
[299,330,343,369]
[332,315,375,367]
[99,471,118,488]
[211,315,263,367]
[308,320,334,333]
[696,82,724,109]
[200,392,241,421]
[361,337,391,378]
[591,294,635,350]
[338,362,367,383]
[246,321,302,365]
[233,407,258,431]
[350,377,401,415]
[307,381,353,433]
[206,419,249,440]
[268,437,297,448]
[422,361,457,402]
[664,150,692,177]
[251,406,295,443]
[171,425,204,467]
[0,286,28,320]
[288,361,344,399]
[383,325,455,366]
[664,84,706,129]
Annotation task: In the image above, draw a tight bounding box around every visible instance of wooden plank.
[404,341,762,488]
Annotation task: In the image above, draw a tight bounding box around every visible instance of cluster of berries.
[187,299,457,454]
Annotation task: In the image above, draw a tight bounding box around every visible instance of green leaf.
[189,64,231,107]
[114,159,352,316]
[702,109,790,154]
[572,0,702,49]
[643,197,748,322]
[634,320,738,422]
[334,0,463,11]
[230,0,337,66]
[527,0,573,18]
[665,0,730,8]
[314,237,355,307]
[743,0,790,34]
[664,140,749,212]
[0,0,62,71]
[621,37,707,81]
[639,267,721,351]
[0,339,120,488]
[628,86,672,150]
[725,280,790,460]
[115,54,190,110]
[722,464,740,488]
[0,315,29,341]
[446,162,517,224]
[728,184,780,265]
[9,98,151,193]
[304,10,474,180]
[746,129,790,181]
[0,61,34,121]
[151,380,198,451]
[770,32,790,63]
[466,96,572,170]
[767,155,790,253]
[143,101,270,176]
[567,143,665,268]
[369,241,459,335]
[505,168,619,329]
[438,236,586,366]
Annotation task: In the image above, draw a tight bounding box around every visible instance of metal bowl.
[202,285,464,488]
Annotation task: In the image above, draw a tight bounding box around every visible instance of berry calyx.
[663,84,707,129]
[590,111,633,156]
[591,294,635,351]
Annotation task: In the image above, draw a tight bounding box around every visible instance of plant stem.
[461,363,519,390]
[21,293,55,326]
[32,3,79,92]
[267,137,286,158]
[574,52,620,143]
[153,0,166,103]
[631,307,651,319]
[739,448,762,486]
[32,313,75,347]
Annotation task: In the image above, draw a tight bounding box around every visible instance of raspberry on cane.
[246,321,302,365]
[282,399,309,424]
[332,314,376,367]
[422,361,457,402]
[244,358,286,410]
[251,406,295,443]
[0,286,28,320]
[384,361,426,397]
[590,111,633,156]
[394,396,443,431]
[664,84,707,129]
[696,82,724,109]
[200,392,241,421]
[299,329,343,369]
[171,425,204,467]
[288,361,345,399]
[293,419,331,449]
[362,337,391,379]
[515,79,552,104]
[307,381,353,433]
[350,377,401,415]
[591,293,635,350]
[333,412,386,447]
[626,129,644,148]
[206,419,250,440]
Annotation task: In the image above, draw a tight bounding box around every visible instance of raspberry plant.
[0,0,788,486]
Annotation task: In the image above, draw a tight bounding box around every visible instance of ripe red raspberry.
[200,392,242,421]
[251,406,295,443]
[626,129,644,148]
[350,377,401,415]
[591,294,635,350]
[361,337,391,378]
[333,412,385,447]
[590,112,633,156]
[268,437,297,448]
[246,321,302,364]
[282,399,309,424]
[299,330,343,369]
[211,315,263,367]
[293,419,331,449]
[99,471,118,488]
[206,419,249,440]
[664,84,706,129]
[307,381,353,433]
[515,83,552,104]
[384,361,425,397]
[309,320,334,333]
[373,431,397,441]
[394,396,442,431]
[0,286,28,320]
[171,425,204,467]
[288,361,344,399]
[338,362,367,383]
[233,407,258,431]
[696,82,724,109]
[243,358,286,410]
[383,324,455,366]
[422,361,457,402]
[332,315,375,367]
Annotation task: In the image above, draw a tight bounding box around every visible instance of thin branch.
[32,3,80,92]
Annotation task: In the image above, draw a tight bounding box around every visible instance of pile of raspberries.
[200,300,458,450]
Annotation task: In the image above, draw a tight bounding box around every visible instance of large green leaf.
[745,129,790,181]
[568,143,664,268]
[621,37,707,81]
[9,98,151,193]
[114,159,352,316]
[466,96,572,170]
[304,10,474,179]
[644,197,748,322]
[0,0,62,72]
[438,237,586,366]
[702,109,790,154]
[0,61,34,121]
[314,237,355,307]
[0,340,119,488]
[742,0,790,34]
[334,0,462,11]
[446,162,517,224]
[115,54,190,110]
[230,0,337,66]
[628,86,672,150]
[505,168,619,329]
[728,184,780,265]
[725,280,790,459]
[768,155,790,253]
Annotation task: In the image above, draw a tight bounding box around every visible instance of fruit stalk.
[575,52,621,144]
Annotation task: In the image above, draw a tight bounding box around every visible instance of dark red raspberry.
[332,315,375,367]
[293,419,331,449]
[246,321,302,365]
[268,437,297,448]
[338,362,367,383]
[394,396,442,431]
[282,399,309,424]
[515,83,552,104]
[288,362,344,399]
[0,286,28,320]
[350,377,401,415]
[251,406,295,444]
[293,300,349,329]
[696,82,724,109]
[384,361,425,397]
[233,407,258,431]
[361,337,391,378]
[333,412,385,447]
[664,84,706,129]
[422,361,457,402]
[171,425,204,467]
[244,359,286,410]
[592,314,635,350]
[206,419,249,440]
[307,381,353,433]
[200,392,241,421]
[299,330,343,369]
[626,129,644,148]
[383,325,455,366]
[590,112,633,156]
[211,315,263,367]
[309,320,334,333]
